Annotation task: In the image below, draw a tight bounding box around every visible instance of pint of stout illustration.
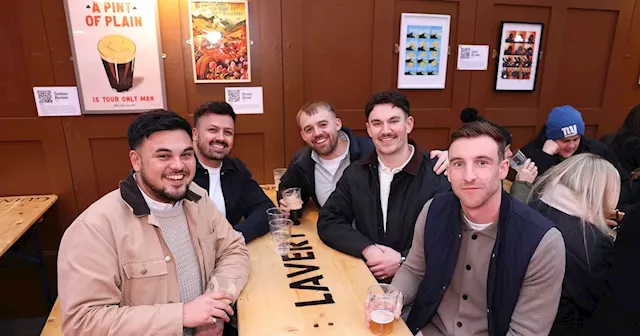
[282,187,303,225]
[368,284,400,336]
[98,35,136,92]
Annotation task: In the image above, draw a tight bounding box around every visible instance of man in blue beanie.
[521,105,632,210]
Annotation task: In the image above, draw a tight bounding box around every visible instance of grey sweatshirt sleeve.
[509,180,533,204]
[507,227,566,336]
[391,199,432,307]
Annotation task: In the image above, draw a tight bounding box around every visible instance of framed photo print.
[397,13,451,89]
[495,21,543,91]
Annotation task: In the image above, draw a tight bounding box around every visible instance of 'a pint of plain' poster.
[64,0,166,113]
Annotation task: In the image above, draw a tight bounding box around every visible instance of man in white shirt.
[192,101,274,243]
[278,101,450,212]
[317,91,451,280]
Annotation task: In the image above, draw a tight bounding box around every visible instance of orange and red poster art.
[188,0,251,83]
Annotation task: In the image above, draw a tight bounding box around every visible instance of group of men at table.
[56,90,631,336]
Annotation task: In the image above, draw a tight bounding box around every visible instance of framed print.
[495,21,543,91]
[188,0,251,83]
[63,0,167,114]
[397,13,451,89]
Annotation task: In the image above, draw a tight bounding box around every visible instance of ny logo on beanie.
[561,125,578,137]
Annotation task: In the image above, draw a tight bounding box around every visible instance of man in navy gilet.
[388,121,566,335]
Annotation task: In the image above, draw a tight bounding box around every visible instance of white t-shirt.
[312,132,351,207]
[200,162,227,217]
[462,213,492,231]
[378,145,415,232]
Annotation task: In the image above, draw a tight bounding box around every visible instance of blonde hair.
[530,153,620,234]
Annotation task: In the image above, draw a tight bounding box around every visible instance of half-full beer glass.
[367,284,400,336]
[282,187,303,225]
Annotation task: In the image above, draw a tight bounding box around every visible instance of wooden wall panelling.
[622,0,640,114]
[283,0,376,159]
[470,0,553,148]
[391,0,476,150]
[181,0,285,183]
[63,116,137,212]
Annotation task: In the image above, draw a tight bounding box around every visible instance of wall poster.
[188,0,251,83]
[63,0,167,113]
[397,13,451,90]
[495,21,544,91]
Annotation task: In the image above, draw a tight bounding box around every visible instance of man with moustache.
[278,100,449,210]
[387,121,566,336]
[192,101,274,243]
[317,91,451,281]
[57,110,250,336]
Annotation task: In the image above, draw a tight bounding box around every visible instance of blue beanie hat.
[545,105,585,140]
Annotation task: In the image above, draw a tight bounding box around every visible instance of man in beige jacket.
[57,110,250,336]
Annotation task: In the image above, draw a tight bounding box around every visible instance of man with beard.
[385,121,565,336]
[57,110,250,336]
[278,100,449,210]
[192,101,274,243]
[317,91,451,281]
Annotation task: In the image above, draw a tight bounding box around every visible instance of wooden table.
[0,194,57,309]
[40,299,61,336]
[0,195,57,256]
[237,186,411,336]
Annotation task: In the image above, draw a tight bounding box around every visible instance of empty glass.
[273,168,287,189]
[209,273,240,301]
[266,207,287,222]
[509,149,528,172]
[269,218,292,256]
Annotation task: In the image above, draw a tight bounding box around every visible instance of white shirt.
[378,145,415,231]
[463,213,492,231]
[311,132,351,207]
[199,161,227,217]
[134,173,183,211]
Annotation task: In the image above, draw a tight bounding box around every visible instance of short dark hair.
[194,101,237,126]
[364,91,410,119]
[128,109,193,150]
[450,121,507,160]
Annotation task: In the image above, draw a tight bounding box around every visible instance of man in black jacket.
[192,101,274,243]
[278,100,449,210]
[317,91,451,281]
[521,105,632,210]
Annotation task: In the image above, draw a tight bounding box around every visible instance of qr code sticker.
[460,47,471,59]
[227,89,240,103]
[37,90,53,104]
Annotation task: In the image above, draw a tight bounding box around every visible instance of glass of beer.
[269,218,292,255]
[273,168,287,190]
[98,34,136,92]
[367,284,400,336]
[282,187,303,225]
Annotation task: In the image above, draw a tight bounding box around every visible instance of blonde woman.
[528,153,620,335]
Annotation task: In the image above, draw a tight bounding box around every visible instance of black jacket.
[610,137,640,207]
[529,200,613,335]
[193,156,274,243]
[584,203,640,335]
[277,127,374,207]
[521,126,632,210]
[317,143,451,257]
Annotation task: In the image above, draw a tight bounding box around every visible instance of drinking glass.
[209,273,240,301]
[269,218,292,255]
[266,207,287,222]
[273,168,287,190]
[367,284,400,336]
[509,149,528,172]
